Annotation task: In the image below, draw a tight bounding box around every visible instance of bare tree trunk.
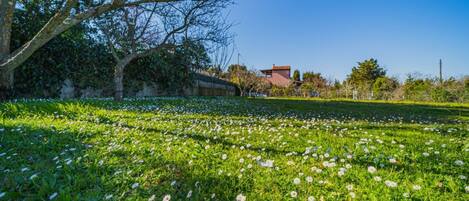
[114,63,126,101]
[0,0,15,99]
[113,57,134,101]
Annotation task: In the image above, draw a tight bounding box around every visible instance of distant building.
[260,65,291,87]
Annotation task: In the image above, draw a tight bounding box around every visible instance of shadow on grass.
[0,123,252,200]
[2,97,467,124]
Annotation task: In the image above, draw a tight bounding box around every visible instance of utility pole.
[237,53,240,66]
[439,59,443,85]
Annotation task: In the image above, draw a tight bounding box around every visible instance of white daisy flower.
[290,191,298,198]
[385,180,397,188]
[293,178,301,185]
[412,185,421,191]
[367,166,377,174]
[454,160,464,166]
[163,194,171,201]
[236,193,246,201]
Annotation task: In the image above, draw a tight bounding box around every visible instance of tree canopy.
[347,58,386,88]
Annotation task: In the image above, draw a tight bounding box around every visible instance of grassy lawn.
[0,97,468,200]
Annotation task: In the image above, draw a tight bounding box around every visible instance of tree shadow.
[0,122,252,200]
[1,97,467,124]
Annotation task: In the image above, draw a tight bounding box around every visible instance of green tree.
[228,65,256,96]
[302,71,327,90]
[292,70,300,81]
[300,82,314,97]
[403,75,434,101]
[373,77,399,100]
[0,0,179,94]
[227,64,247,74]
[347,58,386,88]
[126,39,211,95]
[11,1,114,98]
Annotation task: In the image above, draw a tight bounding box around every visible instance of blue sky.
[228,0,469,81]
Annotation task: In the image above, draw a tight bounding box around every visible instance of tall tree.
[96,0,231,101]
[0,0,177,96]
[346,58,386,89]
[292,69,300,82]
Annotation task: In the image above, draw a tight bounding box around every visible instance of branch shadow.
[0,122,253,200]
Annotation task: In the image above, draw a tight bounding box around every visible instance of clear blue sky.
[228,0,469,81]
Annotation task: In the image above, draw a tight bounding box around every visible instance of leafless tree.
[207,41,234,77]
[96,0,232,101]
[0,0,179,96]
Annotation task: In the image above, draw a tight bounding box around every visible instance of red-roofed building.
[260,65,291,87]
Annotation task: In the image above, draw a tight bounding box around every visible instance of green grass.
[0,97,468,200]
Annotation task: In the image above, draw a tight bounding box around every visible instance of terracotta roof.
[272,65,291,70]
[260,65,291,72]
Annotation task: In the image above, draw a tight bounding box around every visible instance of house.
[260,64,291,87]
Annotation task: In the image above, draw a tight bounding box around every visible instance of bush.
[431,87,457,102]
[373,77,398,100]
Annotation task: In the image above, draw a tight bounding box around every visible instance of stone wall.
[59,73,237,98]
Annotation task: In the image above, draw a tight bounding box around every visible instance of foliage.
[372,77,399,100]
[125,40,211,95]
[11,3,114,98]
[0,97,467,200]
[9,2,219,99]
[227,64,247,74]
[251,74,271,95]
[228,65,257,96]
[292,70,300,81]
[299,82,315,97]
[347,58,386,89]
[270,85,295,97]
[303,71,327,90]
[431,87,457,102]
[403,75,434,101]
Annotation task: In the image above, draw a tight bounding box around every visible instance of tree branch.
[0,0,177,72]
